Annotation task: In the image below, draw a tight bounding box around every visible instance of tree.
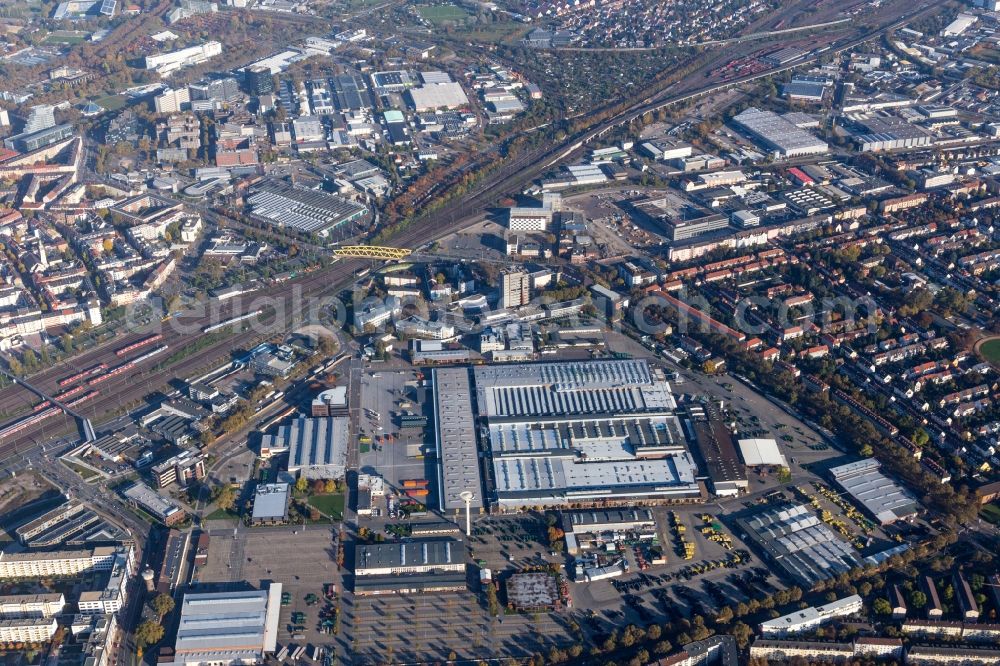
[729,621,753,648]
[134,621,164,649]
[909,590,928,609]
[212,485,236,512]
[324,479,336,493]
[151,593,175,619]
[873,598,893,616]
[312,479,326,495]
[295,477,308,493]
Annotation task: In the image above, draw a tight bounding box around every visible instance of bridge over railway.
[0,368,96,442]
[333,245,411,260]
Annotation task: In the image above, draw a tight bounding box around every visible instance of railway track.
[0,0,942,455]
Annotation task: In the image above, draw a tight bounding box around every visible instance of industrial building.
[561,509,656,555]
[432,367,484,515]
[736,438,788,468]
[246,180,367,237]
[250,483,290,525]
[759,595,863,635]
[731,108,828,158]
[828,458,919,525]
[407,82,469,111]
[849,115,934,152]
[354,538,465,576]
[736,504,862,586]
[431,360,703,512]
[686,404,748,497]
[163,585,282,666]
[260,416,348,479]
[353,570,467,596]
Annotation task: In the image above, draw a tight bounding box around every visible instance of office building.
[121,483,187,526]
[163,586,282,666]
[145,41,222,76]
[246,67,274,96]
[154,87,190,113]
[500,269,530,309]
[152,450,206,488]
[70,614,119,666]
[15,501,85,544]
[77,549,132,615]
[259,417,348,479]
[22,105,56,134]
[189,77,240,102]
[311,386,348,417]
[3,124,74,153]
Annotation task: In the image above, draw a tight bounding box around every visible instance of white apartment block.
[77,549,132,615]
[759,595,863,636]
[0,618,58,643]
[0,594,65,619]
[0,545,134,580]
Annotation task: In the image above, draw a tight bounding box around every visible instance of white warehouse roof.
[737,438,787,467]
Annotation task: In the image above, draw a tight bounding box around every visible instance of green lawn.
[205,507,239,521]
[42,31,88,45]
[981,503,1000,525]
[64,461,99,481]
[418,4,469,22]
[980,338,1000,364]
[94,94,126,111]
[308,493,345,520]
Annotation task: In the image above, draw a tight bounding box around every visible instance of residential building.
[500,269,530,309]
[759,596,864,636]
[0,594,65,619]
[0,618,57,643]
[0,546,133,579]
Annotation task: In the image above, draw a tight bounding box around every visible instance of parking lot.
[357,370,435,499]
[344,588,579,664]
[198,527,344,654]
